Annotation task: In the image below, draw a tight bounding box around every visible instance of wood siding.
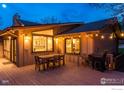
[7,25,117,67]
[0,38,3,58]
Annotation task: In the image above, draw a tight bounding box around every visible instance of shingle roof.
[19,19,41,26]
[60,17,118,34]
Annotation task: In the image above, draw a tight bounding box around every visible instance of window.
[73,38,80,54]
[32,35,53,52]
[32,29,53,35]
[65,38,80,54]
[32,29,53,52]
[47,37,53,51]
[66,39,72,53]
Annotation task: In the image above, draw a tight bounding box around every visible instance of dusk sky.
[0,3,115,30]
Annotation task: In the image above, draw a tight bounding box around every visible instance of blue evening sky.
[0,3,113,30]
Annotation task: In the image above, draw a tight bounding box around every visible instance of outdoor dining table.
[38,54,65,69]
[38,54,65,61]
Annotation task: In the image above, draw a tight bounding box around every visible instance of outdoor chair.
[115,53,124,72]
[94,57,106,72]
[59,55,65,65]
[48,57,56,68]
[88,54,106,72]
[35,56,46,71]
[41,58,50,70]
[82,54,88,66]
[54,55,61,67]
[87,55,95,69]
[34,56,45,71]
[34,56,39,70]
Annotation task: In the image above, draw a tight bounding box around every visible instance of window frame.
[32,34,54,53]
[65,38,73,54]
[65,37,81,55]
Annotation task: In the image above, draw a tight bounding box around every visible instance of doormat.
[2,62,12,65]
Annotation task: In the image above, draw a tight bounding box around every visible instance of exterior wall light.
[8,36,11,40]
[24,35,30,43]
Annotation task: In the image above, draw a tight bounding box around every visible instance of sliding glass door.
[3,39,11,59]
[3,38,17,63]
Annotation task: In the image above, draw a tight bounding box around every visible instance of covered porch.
[0,31,18,65]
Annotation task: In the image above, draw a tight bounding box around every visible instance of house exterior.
[0,15,121,67]
[0,31,3,58]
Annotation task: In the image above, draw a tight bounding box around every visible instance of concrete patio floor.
[0,58,124,85]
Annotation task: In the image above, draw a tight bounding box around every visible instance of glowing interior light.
[73,39,76,44]
[56,38,58,43]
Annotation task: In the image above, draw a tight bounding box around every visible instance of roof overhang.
[56,30,100,37]
[0,31,17,38]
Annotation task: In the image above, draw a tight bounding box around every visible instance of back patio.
[0,14,122,67]
[0,58,124,85]
[0,14,124,85]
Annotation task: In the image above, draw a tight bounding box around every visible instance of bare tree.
[88,3,124,17]
[88,4,124,29]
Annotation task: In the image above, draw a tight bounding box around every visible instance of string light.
[109,35,113,39]
[101,35,104,39]
[95,33,98,37]
[86,34,89,38]
[121,33,124,37]
[90,34,93,37]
